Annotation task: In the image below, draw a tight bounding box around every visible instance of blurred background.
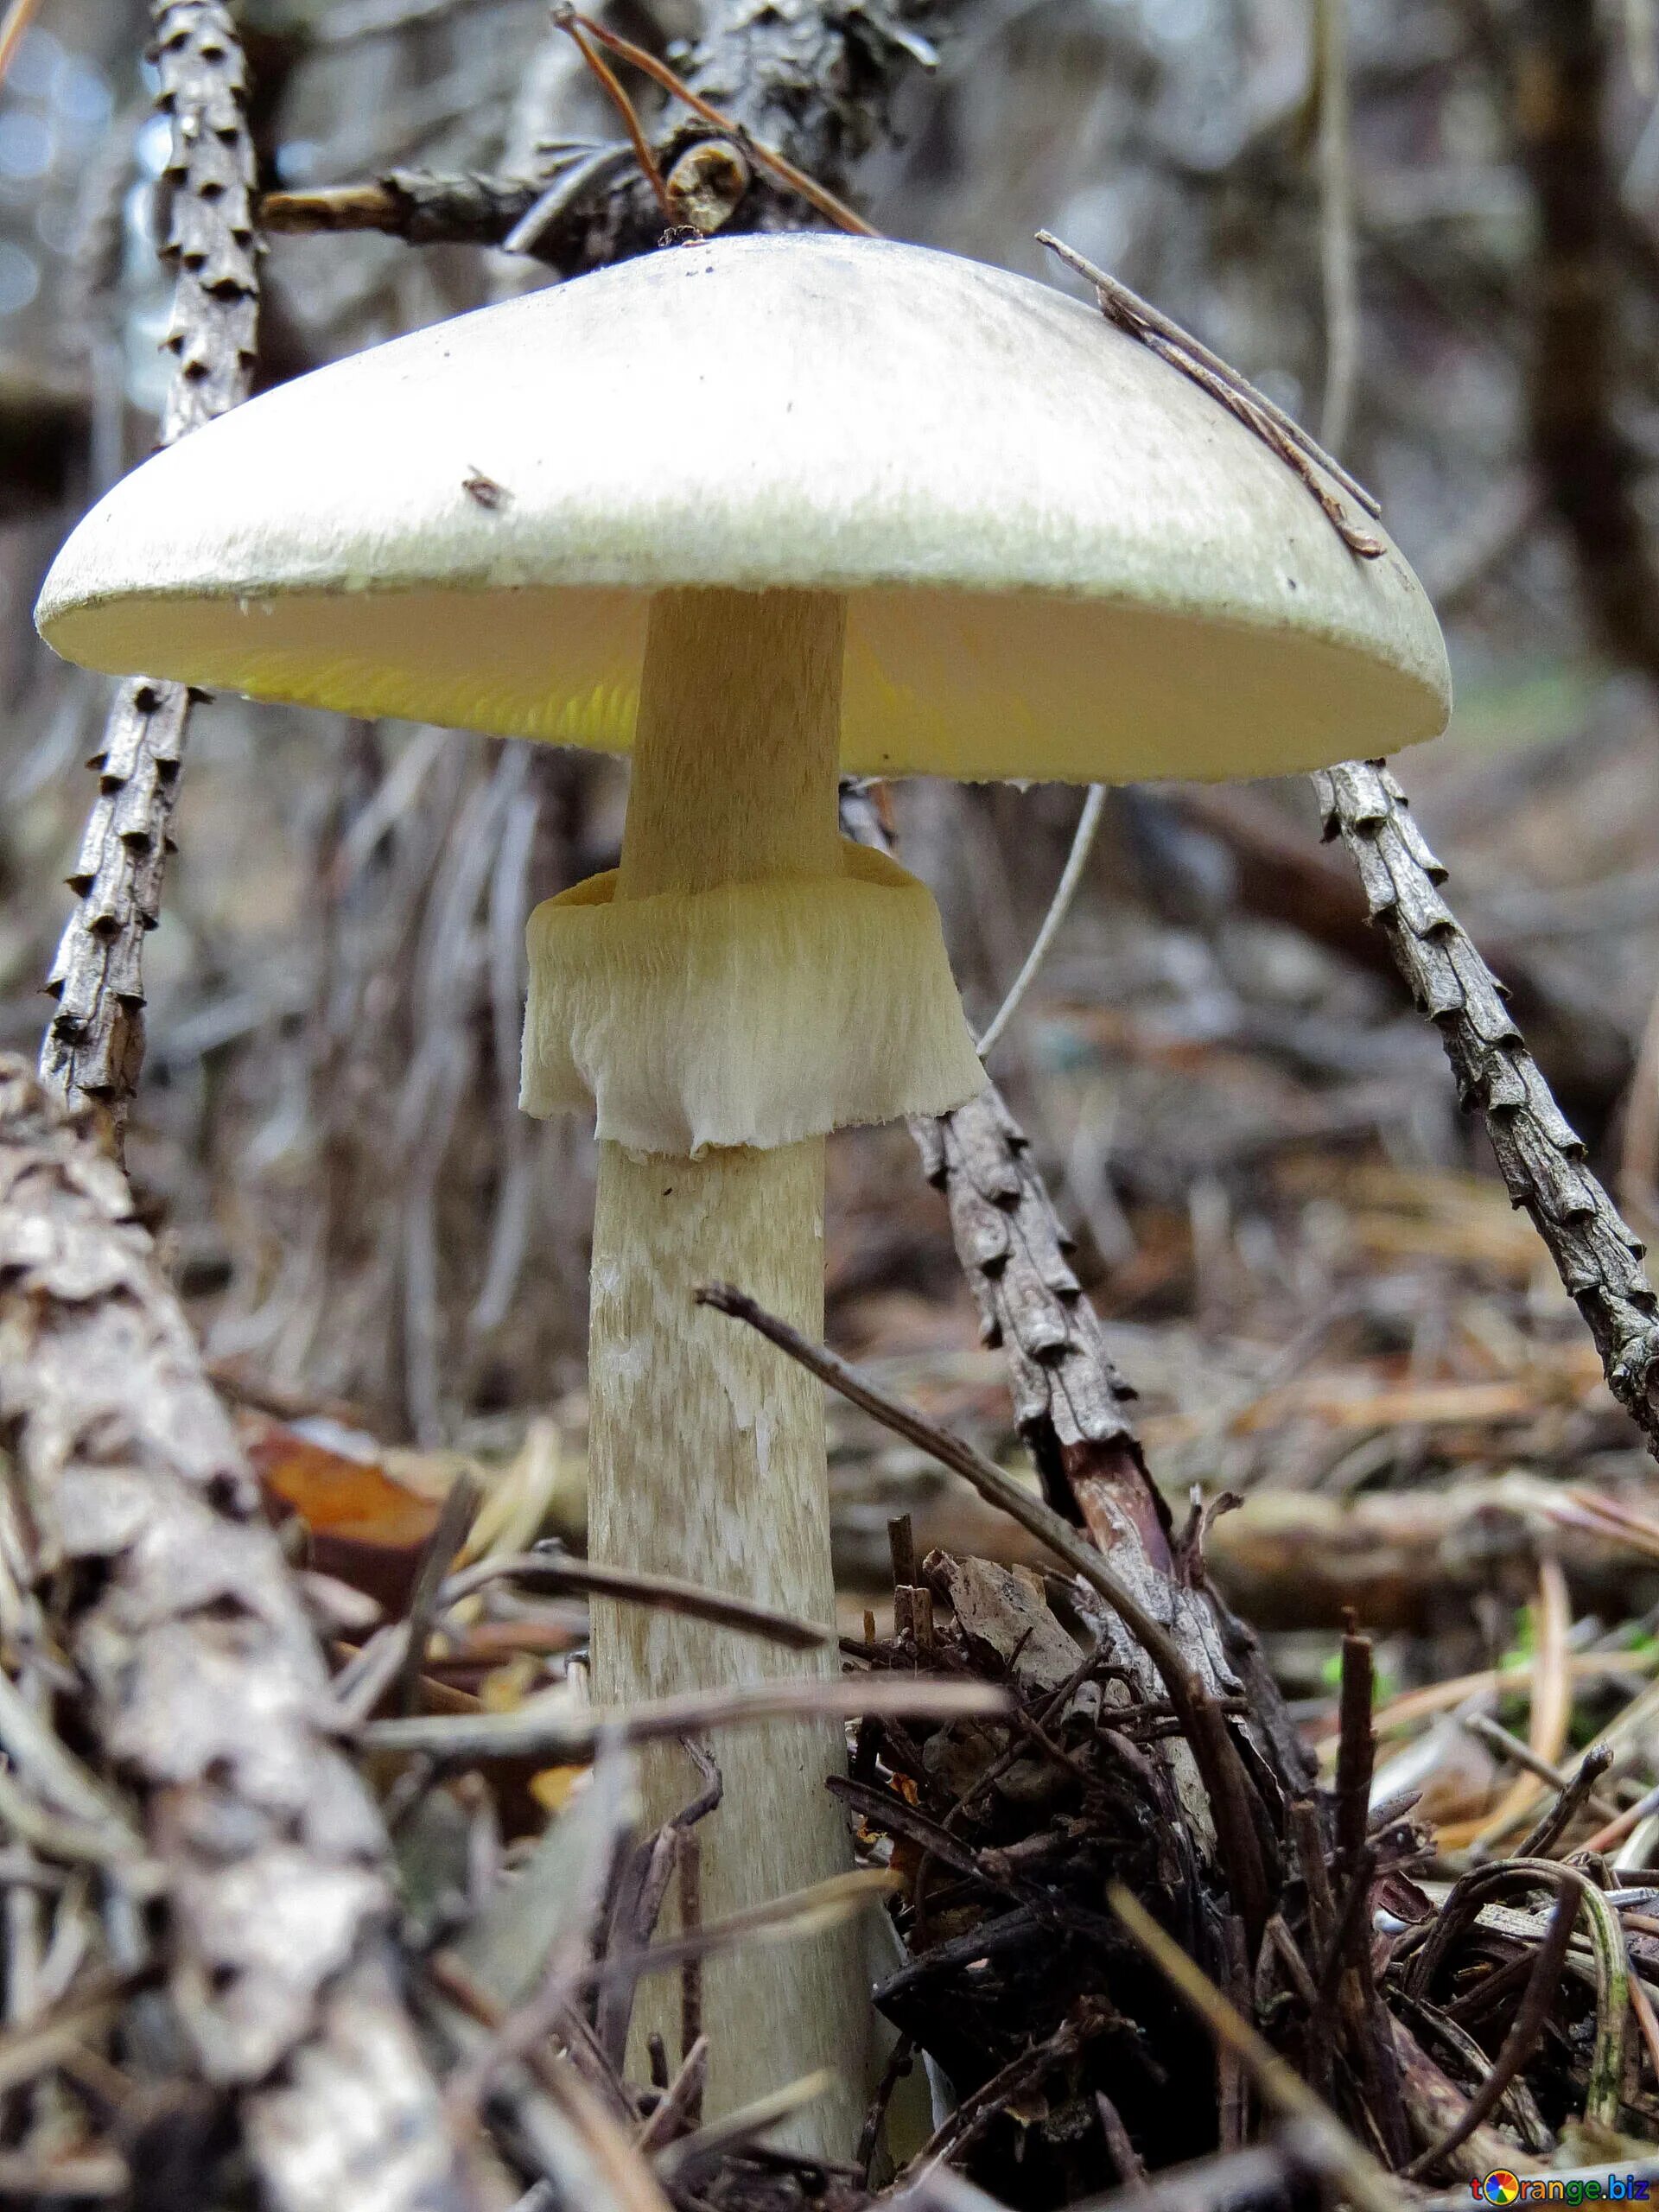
[7,0,1659,1754]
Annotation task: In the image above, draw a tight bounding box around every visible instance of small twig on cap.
[976,784,1105,1060]
[1038,230,1383,557]
[550,4,877,237]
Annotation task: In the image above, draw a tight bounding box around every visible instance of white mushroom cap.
[37,233,1449,783]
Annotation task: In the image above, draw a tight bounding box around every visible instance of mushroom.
[36,232,1449,2149]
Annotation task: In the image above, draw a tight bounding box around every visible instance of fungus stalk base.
[587,589,865,2154]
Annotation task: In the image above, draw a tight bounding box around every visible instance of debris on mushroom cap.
[37,234,1450,786]
[521,842,986,1154]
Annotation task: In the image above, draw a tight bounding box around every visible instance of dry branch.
[260,168,546,247]
[1314,759,1659,1457]
[840,784,1313,1804]
[0,1058,464,2212]
[1168,779,1632,1119]
[696,1281,1277,1944]
[40,1,261,1127]
[260,0,943,274]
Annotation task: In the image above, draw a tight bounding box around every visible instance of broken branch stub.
[0,1059,463,2212]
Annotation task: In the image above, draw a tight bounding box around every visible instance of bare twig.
[839,783,1312,1807]
[441,1549,832,1649]
[40,3,260,1130]
[652,2071,838,2180]
[365,1669,1009,1759]
[1314,759,1659,1457]
[1516,1744,1618,1859]
[586,1867,901,1994]
[394,1470,480,1715]
[1461,1715,1620,1824]
[1403,1884,1577,2177]
[696,1281,1275,1941]
[1333,1618,1375,1868]
[1109,1886,1411,2212]
[263,0,925,273]
[552,10,673,218]
[975,785,1106,1060]
[904,2004,1108,2176]
[549,8,875,236]
[638,2034,709,2152]
[259,169,547,245]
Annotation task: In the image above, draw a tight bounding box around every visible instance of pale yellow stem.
[588,588,865,2154]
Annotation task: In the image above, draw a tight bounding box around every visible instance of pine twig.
[40,1,260,1131]
[1038,231,1383,556]
[0,1060,465,2212]
[1314,760,1659,1457]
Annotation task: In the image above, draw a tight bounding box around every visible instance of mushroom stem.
[588,588,866,2152]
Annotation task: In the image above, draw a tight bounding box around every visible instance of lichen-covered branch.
[40,1,260,1125]
[261,0,944,273]
[1316,759,1659,1456]
[0,1058,465,2212]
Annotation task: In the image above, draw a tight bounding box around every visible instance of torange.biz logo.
[1474,2179,1652,2204]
